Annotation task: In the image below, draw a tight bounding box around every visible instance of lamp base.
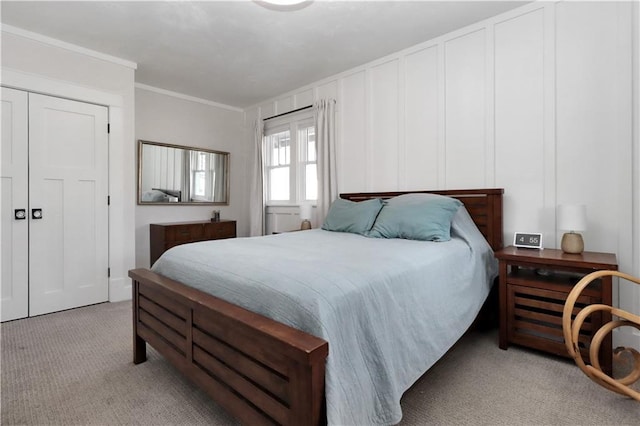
[300,219,311,230]
[561,232,584,254]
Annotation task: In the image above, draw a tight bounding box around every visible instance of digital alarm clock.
[513,232,543,249]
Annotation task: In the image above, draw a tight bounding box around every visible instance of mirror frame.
[137,140,230,206]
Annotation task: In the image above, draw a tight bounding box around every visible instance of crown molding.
[1,24,137,70]
[135,83,243,112]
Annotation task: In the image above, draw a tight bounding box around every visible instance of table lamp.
[299,203,312,230]
[558,204,587,254]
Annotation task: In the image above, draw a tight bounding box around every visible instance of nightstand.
[495,246,617,375]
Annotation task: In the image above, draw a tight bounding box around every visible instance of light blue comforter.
[152,208,497,425]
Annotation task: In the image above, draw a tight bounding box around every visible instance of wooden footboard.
[129,268,328,426]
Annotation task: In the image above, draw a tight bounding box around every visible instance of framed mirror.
[138,140,229,205]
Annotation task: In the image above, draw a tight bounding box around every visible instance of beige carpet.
[1,301,638,425]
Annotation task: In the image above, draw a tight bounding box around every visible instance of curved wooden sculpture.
[562,270,640,401]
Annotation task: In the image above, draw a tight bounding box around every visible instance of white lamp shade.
[299,203,313,221]
[558,204,587,232]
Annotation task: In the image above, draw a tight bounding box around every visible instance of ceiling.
[1,1,528,109]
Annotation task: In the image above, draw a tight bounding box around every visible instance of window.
[264,113,316,205]
[189,150,219,202]
[192,151,208,198]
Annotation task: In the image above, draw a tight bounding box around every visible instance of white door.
[1,88,29,321]
[28,93,109,316]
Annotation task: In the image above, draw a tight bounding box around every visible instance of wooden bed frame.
[129,188,503,425]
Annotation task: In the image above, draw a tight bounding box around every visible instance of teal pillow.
[367,194,462,241]
[321,198,383,235]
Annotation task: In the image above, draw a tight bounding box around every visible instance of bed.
[129,188,503,425]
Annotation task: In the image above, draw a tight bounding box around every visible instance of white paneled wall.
[339,71,367,192]
[445,29,488,189]
[403,45,439,190]
[370,59,400,191]
[245,1,638,346]
[556,1,633,259]
[554,2,635,346]
[494,7,549,249]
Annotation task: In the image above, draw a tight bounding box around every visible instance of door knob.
[32,209,43,219]
[14,209,26,220]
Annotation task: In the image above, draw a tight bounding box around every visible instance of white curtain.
[211,153,226,203]
[249,119,266,236]
[181,150,193,202]
[315,99,337,222]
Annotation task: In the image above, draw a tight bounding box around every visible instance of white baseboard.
[109,277,132,302]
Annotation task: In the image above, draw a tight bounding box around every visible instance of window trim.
[263,110,316,206]
[296,118,316,203]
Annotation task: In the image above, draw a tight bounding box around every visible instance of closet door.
[1,88,29,321]
[28,94,109,316]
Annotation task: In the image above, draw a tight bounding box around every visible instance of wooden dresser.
[149,220,236,266]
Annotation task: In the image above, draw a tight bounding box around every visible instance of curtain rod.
[263,105,313,121]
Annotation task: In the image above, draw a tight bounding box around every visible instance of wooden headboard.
[340,188,504,251]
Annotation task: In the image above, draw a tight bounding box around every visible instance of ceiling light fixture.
[256,0,313,12]
[262,0,308,4]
